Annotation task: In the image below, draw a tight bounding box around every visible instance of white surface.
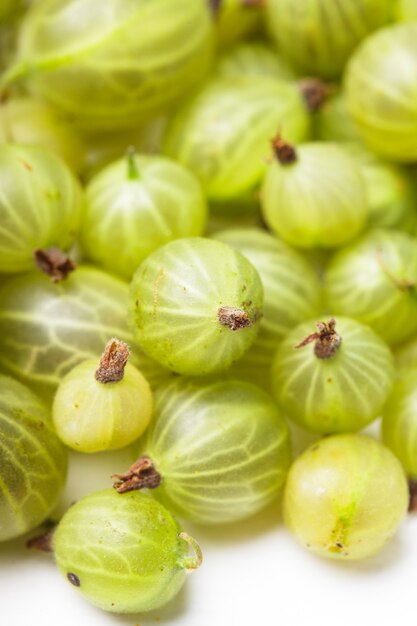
[1,434,416,626]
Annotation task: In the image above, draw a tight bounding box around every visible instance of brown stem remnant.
[271,135,297,165]
[298,78,331,112]
[95,338,130,384]
[409,479,417,513]
[218,306,253,331]
[34,247,75,283]
[295,318,342,360]
[376,248,415,293]
[112,456,161,493]
[242,0,266,7]
[26,528,55,552]
[208,0,222,14]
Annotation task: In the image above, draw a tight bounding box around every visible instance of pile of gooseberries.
[1,0,417,621]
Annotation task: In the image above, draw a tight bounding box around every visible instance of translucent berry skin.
[313,91,363,144]
[346,24,417,162]
[266,0,393,79]
[53,489,196,613]
[0,266,168,399]
[325,230,417,346]
[0,376,67,542]
[284,434,408,560]
[0,144,82,273]
[0,97,84,173]
[342,143,417,233]
[163,76,309,208]
[215,0,264,49]
[129,238,263,376]
[81,154,207,280]
[4,0,214,130]
[214,228,322,389]
[271,317,394,435]
[0,0,17,21]
[138,378,292,525]
[216,41,296,82]
[397,0,417,21]
[261,142,368,249]
[382,368,417,479]
[52,360,153,453]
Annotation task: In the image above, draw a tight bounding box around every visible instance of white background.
[1,424,416,626]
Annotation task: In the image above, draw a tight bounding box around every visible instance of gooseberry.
[113,377,292,525]
[0,261,168,399]
[271,317,394,434]
[53,489,202,613]
[346,23,417,161]
[216,41,296,82]
[284,434,408,560]
[266,0,393,79]
[382,368,417,481]
[3,0,214,130]
[129,237,263,376]
[261,138,368,249]
[0,375,67,542]
[81,150,207,280]
[0,97,84,172]
[0,144,82,273]
[163,75,309,211]
[325,230,417,346]
[52,339,153,453]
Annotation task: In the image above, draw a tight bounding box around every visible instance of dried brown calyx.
[409,479,417,513]
[218,306,254,331]
[241,0,266,7]
[208,0,222,14]
[34,247,75,283]
[95,338,130,384]
[295,318,342,360]
[271,135,297,165]
[26,526,55,552]
[112,456,161,493]
[298,78,331,112]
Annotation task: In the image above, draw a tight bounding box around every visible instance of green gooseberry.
[313,90,363,143]
[266,0,393,79]
[397,0,417,20]
[343,143,417,233]
[382,368,417,480]
[213,0,264,50]
[284,434,408,560]
[216,40,296,82]
[324,229,417,346]
[53,339,153,453]
[271,317,394,434]
[3,0,214,130]
[0,97,84,173]
[0,144,82,273]
[346,23,417,162]
[81,150,207,280]
[261,139,368,249]
[163,75,310,212]
[53,489,202,613]
[129,237,263,376]
[112,377,292,525]
[0,375,67,542]
[0,261,168,400]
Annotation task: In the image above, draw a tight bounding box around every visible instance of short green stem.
[126,146,140,180]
